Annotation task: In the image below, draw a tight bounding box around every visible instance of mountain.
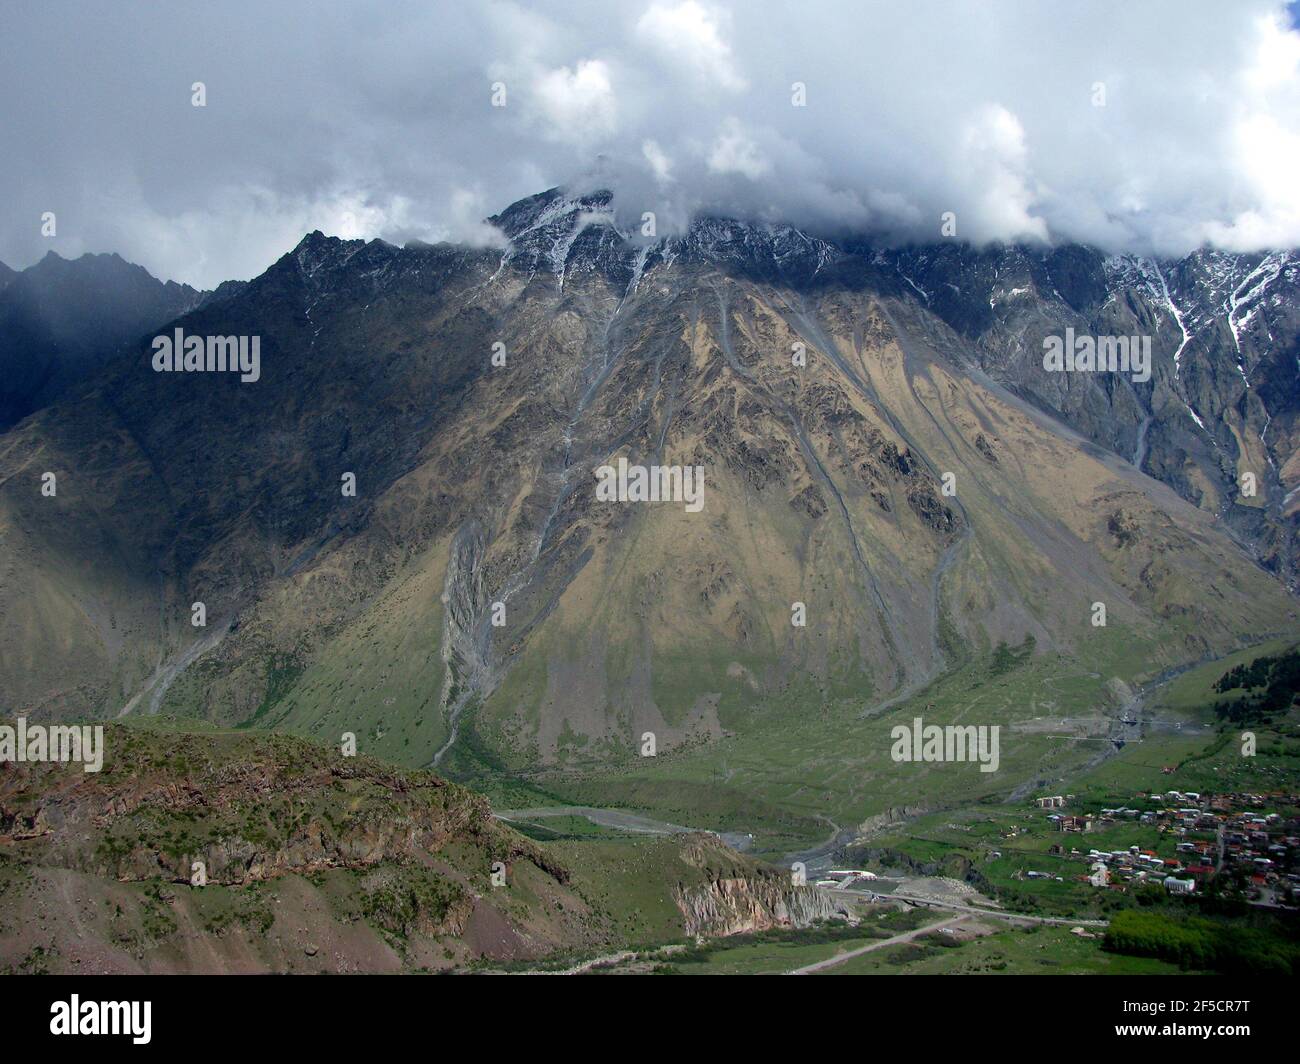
[876,243,1300,581]
[0,251,206,430]
[0,187,1296,849]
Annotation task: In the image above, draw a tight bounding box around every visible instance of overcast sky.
[4,1,1300,288]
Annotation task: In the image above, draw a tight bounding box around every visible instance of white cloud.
[706,119,770,179]
[1243,9,1300,91]
[958,105,1049,244]
[533,58,619,144]
[635,1,746,92]
[1203,12,1300,249]
[4,0,1300,286]
[1202,113,1300,249]
[642,139,675,183]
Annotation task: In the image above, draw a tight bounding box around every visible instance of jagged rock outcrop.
[674,878,851,937]
[856,804,935,836]
[670,833,851,937]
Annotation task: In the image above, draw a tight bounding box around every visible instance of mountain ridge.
[0,186,1296,847]
[0,250,209,430]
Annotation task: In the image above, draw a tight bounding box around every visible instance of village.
[1025,791,1300,906]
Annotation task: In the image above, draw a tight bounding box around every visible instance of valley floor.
[4,638,1297,975]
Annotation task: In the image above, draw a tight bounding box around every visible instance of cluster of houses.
[1028,791,1300,905]
[1035,793,1098,833]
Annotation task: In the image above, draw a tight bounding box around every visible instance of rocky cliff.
[672,835,851,937]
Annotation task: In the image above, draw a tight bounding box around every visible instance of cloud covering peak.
[4,0,1299,287]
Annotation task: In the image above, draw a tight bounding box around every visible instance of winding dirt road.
[789,915,967,974]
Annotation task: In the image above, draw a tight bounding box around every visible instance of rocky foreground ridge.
[0,723,845,972]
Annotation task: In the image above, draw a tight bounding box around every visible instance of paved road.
[789,916,968,975]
